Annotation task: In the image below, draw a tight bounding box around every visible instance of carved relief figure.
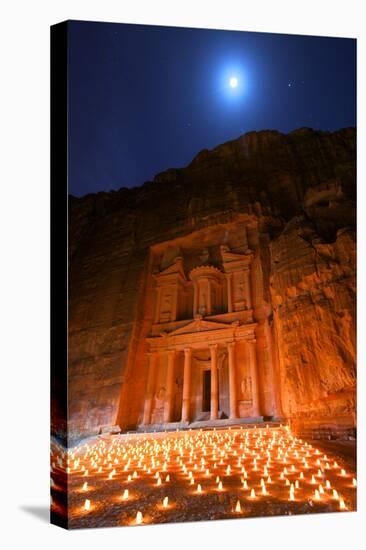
[162,292,172,313]
[199,291,207,316]
[241,376,252,400]
[155,387,166,408]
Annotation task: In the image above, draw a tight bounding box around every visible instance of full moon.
[229,76,238,88]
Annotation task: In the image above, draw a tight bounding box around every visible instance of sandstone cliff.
[61,127,356,443]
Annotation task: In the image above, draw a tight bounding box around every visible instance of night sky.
[68,21,356,197]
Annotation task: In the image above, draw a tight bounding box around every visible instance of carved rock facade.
[63,128,356,442]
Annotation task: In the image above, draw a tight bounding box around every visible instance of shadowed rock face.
[60,127,356,443]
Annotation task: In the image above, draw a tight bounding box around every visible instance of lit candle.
[135,511,143,524]
[235,500,241,513]
[84,499,91,511]
[163,496,169,508]
[122,489,129,500]
[82,481,88,491]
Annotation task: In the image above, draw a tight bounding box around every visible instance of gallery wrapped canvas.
[51,20,356,529]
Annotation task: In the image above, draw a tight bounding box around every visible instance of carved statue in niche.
[162,292,172,313]
[150,386,166,424]
[199,291,207,316]
[234,275,248,311]
[241,376,252,400]
[155,387,166,408]
[237,280,245,300]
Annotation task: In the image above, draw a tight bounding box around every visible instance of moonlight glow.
[229,77,238,88]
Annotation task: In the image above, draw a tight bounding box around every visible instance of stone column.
[210,344,219,420]
[225,273,233,313]
[243,269,252,309]
[181,348,192,422]
[227,341,237,419]
[193,282,198,317]
[172,285,178,321]
[154,287,162,323]
[206,280,212,316]
[248,341,260,417]
[142,352,157,425]
[164,350,176,423]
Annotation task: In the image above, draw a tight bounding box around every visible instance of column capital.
[225,272,233,279]
[209,343,218,350]
[167,349,177,357]
[227,341,236,351]
[183,347,192,356]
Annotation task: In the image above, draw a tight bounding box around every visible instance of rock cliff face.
[62,127,356,443]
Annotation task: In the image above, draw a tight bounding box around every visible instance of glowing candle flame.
[82,482,88,491]
[250,489,256,499]
[197,484,202,493]
[218,481,223,491]
[235,500,241,513]
[339,498,346,510]
[352,478,357,487]
[314,490,320,501]
[135,511,143,524]
[163,496,168,508]
[84,499,91,511]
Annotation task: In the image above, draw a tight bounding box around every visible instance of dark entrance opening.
[203,370,211,412]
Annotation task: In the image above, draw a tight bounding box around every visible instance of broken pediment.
[167,317,231,336]
[220,245,253,264]
[157,256,186,279]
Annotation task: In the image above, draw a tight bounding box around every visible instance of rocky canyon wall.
[63,127,356,443]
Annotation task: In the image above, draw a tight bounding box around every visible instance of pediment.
[168,318,231,336]
[157,257,186,279]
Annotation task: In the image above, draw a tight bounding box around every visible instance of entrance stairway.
[136,417,286,434]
